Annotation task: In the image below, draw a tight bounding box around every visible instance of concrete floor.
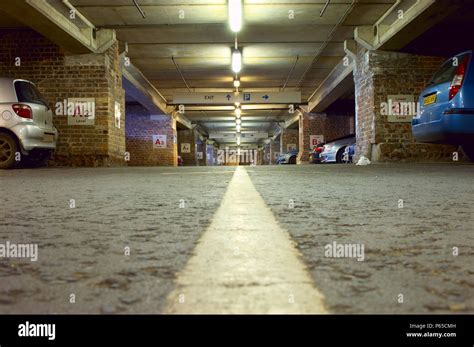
[0,163,473,313]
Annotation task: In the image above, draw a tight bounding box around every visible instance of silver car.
[0,78,57,169]
[320,135,356,163]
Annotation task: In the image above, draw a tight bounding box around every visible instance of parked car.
[278,149,298,164]
[320,135,356,163]
[412,50,474,161]
[308,143,325,163]
[342,143,356,163]
[0,78,57,169]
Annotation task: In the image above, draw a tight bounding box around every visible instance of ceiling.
[67,0,395,144]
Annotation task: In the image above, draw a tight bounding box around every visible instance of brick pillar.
[0,28,126,166]
[125,104,177,166]
[269,139,280,164]
[178,128,198,166]
[353,43,457,161]
[281,128,299,153]
[297,113,310,164]
[262,142,271,165]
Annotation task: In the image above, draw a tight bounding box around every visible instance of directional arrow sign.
[172,93,236,104]
[239,92,300,104]
[172,92,300,105]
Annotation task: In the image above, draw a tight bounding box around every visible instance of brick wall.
[298,112,353,163]
[125,103,177,166]
[0,28,126,166]
[281,129,298,153]
[353,43,457,161]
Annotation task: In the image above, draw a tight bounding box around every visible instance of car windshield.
[14,80,49,107]
[429,53,471,85]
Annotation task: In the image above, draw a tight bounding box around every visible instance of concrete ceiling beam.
[307,58,354,113]
[1,0,115,54]
[354,0,458,51]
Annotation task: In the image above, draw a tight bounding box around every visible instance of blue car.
[412,51,474,161]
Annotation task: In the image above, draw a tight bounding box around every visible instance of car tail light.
[448,55,469,100]
[12,104,32,119]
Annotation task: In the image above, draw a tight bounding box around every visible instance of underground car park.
[0,0,473,344]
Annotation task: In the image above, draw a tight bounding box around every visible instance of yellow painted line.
[164,166,327,314]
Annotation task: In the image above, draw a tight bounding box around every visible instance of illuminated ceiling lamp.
[236,124,241,132]
[233,78,240,88]
[235,107,241,118]
[228,0,242,33]
[235,118,242,125]
[232,49,242,73]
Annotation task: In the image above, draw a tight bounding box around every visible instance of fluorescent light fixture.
[232,49,242,73]
[236,118,241,125]
[236,124,241,132]
[235,107,241,117]
[233,78,240,88]
[236,137,241,145]
[228,0,242,32]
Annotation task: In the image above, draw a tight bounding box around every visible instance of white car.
[0,78,57,169]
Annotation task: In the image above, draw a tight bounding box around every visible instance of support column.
[297,113,311,164]
[353,43,457,161]
[125,104,177,166]
[178,128,198,166]
[280,128,299,153]
[0,29,126,166]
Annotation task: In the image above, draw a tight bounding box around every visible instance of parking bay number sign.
[153,135,167,149]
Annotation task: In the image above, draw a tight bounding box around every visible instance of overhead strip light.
[228,0,242,32]
[232,49,242,73]
[235,107,242,118]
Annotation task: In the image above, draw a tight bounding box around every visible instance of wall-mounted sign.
[67,98,95,125]
[153,135,167,149]
[287,143,297,152]
[196,152,203,160]
[114,101,121,129]
[172,92,301,105]
[386,95,415,122]
[310,135,324,148]
[181,143,191,153]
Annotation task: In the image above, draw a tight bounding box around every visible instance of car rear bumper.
[11,123,58,152]
[412,111,474,144]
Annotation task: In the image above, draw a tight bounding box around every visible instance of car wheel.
[289,156,297,165]
[336,147,346,163]
[0,133,19,169]
[462,144,474,162]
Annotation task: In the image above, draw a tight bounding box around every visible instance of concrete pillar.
[353,43,457,161]
[0,28,126,166]
[125,104,177,166]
